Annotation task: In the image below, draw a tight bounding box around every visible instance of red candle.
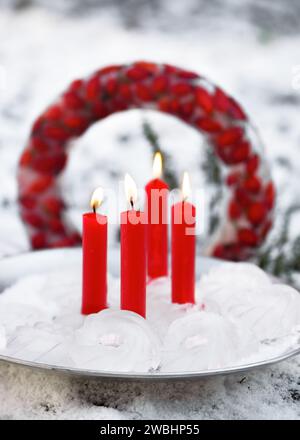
[171,173,196,304]
[145,152,169,279]
[82,187,107,315]
[121,174,147,318]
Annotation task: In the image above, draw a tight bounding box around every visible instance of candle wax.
[171,201,196,304]
[82,212,107,315]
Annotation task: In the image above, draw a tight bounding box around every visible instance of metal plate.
[0,249,299,381]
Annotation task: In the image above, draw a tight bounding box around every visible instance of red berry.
[31,233,47,249]
[50,233,81,248]
[98,65,121,76]
[244,175,261,193]
[111,98,128,112]
[68,79,84,93]
[195,87,213,113]
[228,98,247,120]
[63,91,84,110]
[247,202,267,225]
[42,197,63,216]
[30,141,66,174]
[31,137,49,153]
[135,83,152,101]
[164,64,199,80]
[214,88,230,112]
[158,97,170,112]
[105,77,118,95]
[169,98,180,113]
[32,116,44,133]
[212,244,225,258]
[28,175,53,194]
[119,83,132,100]
[127,66,150,81]
[19,149,33,167]
[63,115,89,132]
[238,228,258,247]
[22,212,45,228]
[231,140,250,164]
[175,69,199,80]
[180,101,194,118]
[228,199,242,220]
[216,145,234,164]
[215,127,244,148]
[246,154,260,175]
[91,102,108,119]
[85,75,101,102]
[235,187,252,207]
[151,75,169,94]
[163,64,182,75]
[19,195,36,209]
[134,61,158,74]
[43,125,70,142]
[223,244,245,261]
[171,82,192,96]
[48,218,66,233]
[196,117,223,133]
[44,105,63,121]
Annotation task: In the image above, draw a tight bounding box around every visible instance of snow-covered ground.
[0,2,299,420]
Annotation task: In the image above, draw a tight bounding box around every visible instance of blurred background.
[0,0,300,283]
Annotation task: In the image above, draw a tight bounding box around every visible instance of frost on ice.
[162,311,257,371]
[68,309,161,372]
[200,263,300,340]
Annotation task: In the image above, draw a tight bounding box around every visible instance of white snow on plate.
[0,255,300,374]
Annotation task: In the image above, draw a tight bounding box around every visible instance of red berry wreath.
[17,61,275,260]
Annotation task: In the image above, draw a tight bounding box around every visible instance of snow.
[0,1,300,420]
[0,353,299,420]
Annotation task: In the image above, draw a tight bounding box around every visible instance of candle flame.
[90,187,104,212]
[124,173,138,208]
[153,151,163,179]
[182,172,191,201]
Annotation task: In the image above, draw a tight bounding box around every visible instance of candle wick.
[130,198,134,210]
[93,205,96,214]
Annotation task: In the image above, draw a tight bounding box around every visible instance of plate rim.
[0,346,299,381]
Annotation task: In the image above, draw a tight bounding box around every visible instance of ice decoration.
[146,277,201,335]
[0,260,299,373]
[67,309,161,372]
[161,311,257,371]
[199,262,271,295]
[201,263,300,340]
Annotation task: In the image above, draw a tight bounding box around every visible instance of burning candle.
[121,174,147,318]
[171,172,196,304]
[145,152,169,279]
[82,187,107,315]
